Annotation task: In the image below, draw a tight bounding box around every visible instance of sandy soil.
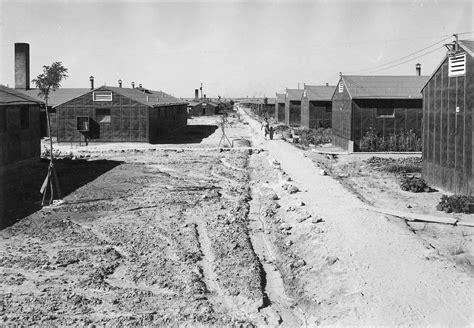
[303,150,474,275]
[1,112,473,326]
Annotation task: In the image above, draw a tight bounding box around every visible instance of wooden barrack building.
[0,85,42,166]
[301,84,335,129]
[276,93,285,122]
[52,86,188,143]
[331,75,429,152]
[421,39,473,195]
[284,89,304,127]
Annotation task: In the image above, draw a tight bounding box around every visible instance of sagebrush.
[436,195,474,214]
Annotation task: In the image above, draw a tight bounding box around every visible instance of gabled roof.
[187,101,203,107]
[18,86,186,108]
[0,85,44,106]
[421,39,473,92]
[286,89,304,101]
[341,75,429,99]
[206,101,219,107]
[105,86,187,107]
[304,85,336,101]
[265,98,276,105]
[240,98,262,104]
[276,93,285,103]
[459,39,474,56]
[17,88,90,107]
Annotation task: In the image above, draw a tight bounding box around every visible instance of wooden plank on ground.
[457,221,474,227]
[362,205,458,225]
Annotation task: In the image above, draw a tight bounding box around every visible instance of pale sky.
[0,0,472,98]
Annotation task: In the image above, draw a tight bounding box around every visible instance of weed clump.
[292,128,332,146]
[365,156,422,173]
[399,176,435,193]
[436,195,474,214]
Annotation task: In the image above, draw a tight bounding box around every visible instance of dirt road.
[1,112,472,326]
[242,108,473,326]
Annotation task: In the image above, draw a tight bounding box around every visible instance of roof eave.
[352,96,423,100]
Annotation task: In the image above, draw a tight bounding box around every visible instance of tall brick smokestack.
[194,89,199,101]
[15,43,30,90]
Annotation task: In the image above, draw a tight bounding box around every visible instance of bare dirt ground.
[1,112,473,326]
[303,150,474,275]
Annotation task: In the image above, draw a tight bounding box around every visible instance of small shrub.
[365,156,422,173]
[384,163,421,174]
[292,128,332,146]
[436,195,474,214]
[399,176,435,193]
[359,128,379,152]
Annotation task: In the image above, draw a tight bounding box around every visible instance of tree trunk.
[43,96,62,203]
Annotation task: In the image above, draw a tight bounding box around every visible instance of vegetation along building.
[331,74,429,152]
[284,89,304,127]
[301,84,335,129]
[421,39,473,195]
[276,93,285,122]
[0,85,42,166]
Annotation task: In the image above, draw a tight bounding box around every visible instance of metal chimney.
[118,79,122,88]
[131,82,135,88]
[416,63,421,76]
[194,89,199,101]
[89,76,94,90]
[14,43,30,90]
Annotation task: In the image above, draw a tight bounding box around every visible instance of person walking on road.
[261,117,270,139]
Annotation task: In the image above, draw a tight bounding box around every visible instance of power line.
[363,45,444,74]
[346,36,452,74]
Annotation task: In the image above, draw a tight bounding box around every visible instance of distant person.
[261,118,270,139]
[269,126,274,140]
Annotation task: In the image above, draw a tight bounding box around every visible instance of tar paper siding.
[422,51,473,195]
[56,89,149,142]
[277,102,285,122]
[148,104,188,143]
[263,104,275,118]
[0,104,40,165]
[285,99,301,127]
[301,97,332,129]
[332,82,423,152]
[188,103,204,116]
[331,83,353,150]
[352,99,423,151]
[56,89,187,143]
[205,103,217,116]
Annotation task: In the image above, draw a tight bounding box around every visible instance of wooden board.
[362,205,458,225]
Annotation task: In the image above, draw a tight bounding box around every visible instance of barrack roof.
[276,93,285,103]
[18,86,187,108]
[19,88,90,107]
[304,85,336,101]
[341,75,429,99]
[286,89,304,101]
[0,85,44,106]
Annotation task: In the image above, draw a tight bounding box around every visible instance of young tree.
[32,62,68,206]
